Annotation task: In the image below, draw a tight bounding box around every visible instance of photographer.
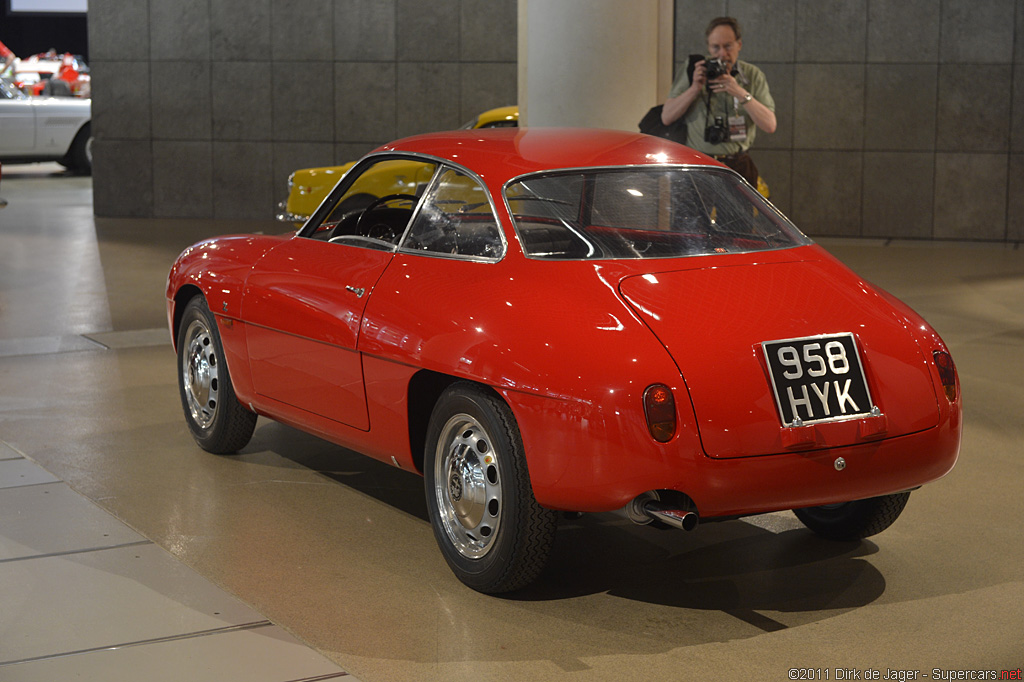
[661,17,776,187]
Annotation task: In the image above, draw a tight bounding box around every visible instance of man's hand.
[708,72,742,98]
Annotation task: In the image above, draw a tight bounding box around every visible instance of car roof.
[374,127,722,186]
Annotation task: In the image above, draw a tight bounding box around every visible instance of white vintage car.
[0,78,92,173]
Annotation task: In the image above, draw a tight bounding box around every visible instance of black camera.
[704,58,730,81]
[705,115,729,144]
[687,54,736,94]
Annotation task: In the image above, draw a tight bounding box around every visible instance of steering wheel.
[355,193,418,242]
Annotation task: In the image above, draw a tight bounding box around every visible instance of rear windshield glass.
[504,167,810,260]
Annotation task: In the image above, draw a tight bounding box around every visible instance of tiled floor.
[1,163,1021,681]
[0,165,354,681]
[0,443,352,681]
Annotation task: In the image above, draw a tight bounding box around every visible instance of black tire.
[60,123,92,174]
[793,491,911,541]
[176,296,257,454]
[424,382,556,593]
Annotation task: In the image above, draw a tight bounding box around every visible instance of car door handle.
[345,285,366,298]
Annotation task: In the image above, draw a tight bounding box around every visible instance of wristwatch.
[741,93,753,104]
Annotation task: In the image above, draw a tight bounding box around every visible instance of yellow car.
[278,106,518,223]
[277,104,768,222]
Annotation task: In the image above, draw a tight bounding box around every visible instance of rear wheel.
[424,383,556,593]
[177,296,257,454]
[793,491,911,540]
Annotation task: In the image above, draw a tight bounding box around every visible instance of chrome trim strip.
[299,150,507,263]
[501,164,810,261]
[391,156,507,262]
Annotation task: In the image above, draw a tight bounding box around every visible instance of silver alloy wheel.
[433,413,502,559]
[182,318,219,429]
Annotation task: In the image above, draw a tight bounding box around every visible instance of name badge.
[728,114,747,142]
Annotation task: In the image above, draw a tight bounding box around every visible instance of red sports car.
[166,128,961,593]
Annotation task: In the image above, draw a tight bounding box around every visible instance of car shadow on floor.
[529,514,882,620]
[247,420,886,621]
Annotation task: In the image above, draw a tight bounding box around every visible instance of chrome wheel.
[181,317,220,429]
[176,296,256,453]
[433,413,502,559]
[424,383,556,592]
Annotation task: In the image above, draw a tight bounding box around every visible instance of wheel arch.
[406,370,510,476]
[170,284,204,352]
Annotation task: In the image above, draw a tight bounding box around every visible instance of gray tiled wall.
[690,0,1022,241]
[89,0,1022,241]
[89,0,518,219]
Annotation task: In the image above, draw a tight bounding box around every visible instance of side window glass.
[400,168,503,259]
[305,158,437,249]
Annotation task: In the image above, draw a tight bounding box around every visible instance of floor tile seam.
[0,328,169,358]
[0,539,153,564]
[0,343,105,359]
[0,479,62,491]
[3,333,108,349]
[0,619,275,668]
[0,439,29,457]
[81,327,169,338]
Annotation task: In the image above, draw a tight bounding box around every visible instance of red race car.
[166,128,961,593]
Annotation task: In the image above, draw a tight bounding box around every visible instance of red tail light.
[643,384,676,443]
[932,350,958,402]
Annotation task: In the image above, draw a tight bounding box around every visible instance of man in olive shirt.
[661,17,776,187]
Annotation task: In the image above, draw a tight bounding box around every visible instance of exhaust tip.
[641,501,699,531]
[624,492,700,531]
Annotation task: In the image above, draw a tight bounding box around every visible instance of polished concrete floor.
[1,164,1021,680]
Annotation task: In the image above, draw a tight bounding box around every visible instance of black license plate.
[762,333,875,427]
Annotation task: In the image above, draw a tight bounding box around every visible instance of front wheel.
[61,123,92,174]
[177,296,257,454]
[793,491,911,540]
[424,383,556,593]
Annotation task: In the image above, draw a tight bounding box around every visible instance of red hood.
[618,255,940,458]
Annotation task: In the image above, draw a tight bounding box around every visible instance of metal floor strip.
[82,328,169,350]
[0,621,275,667]
[0,329,168,358]
[0,334,105,358]
[0,539,154,564]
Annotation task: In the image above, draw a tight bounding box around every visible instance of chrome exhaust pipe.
[642,502,699,531]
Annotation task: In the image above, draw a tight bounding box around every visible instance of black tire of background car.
[42,79,72,97]
[793,491,911,541]
[176,296,257,454]
[424,382,557,593]
[60,122,92,175]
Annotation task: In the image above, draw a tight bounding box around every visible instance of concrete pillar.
[517,0,673,130]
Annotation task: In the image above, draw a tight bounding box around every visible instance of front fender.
[166,234,289,407]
